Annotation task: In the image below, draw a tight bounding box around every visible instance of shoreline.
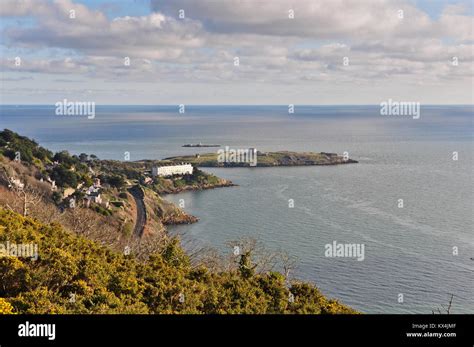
[158,181,237,195]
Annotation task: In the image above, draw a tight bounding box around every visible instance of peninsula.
[165,151,358,167]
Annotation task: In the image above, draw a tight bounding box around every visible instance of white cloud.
[0,0,472,104]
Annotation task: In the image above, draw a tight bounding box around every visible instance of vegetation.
[165,151,358,167]
[97,160,143,180]
[0,130,91,191]
[0,209,356,314]
[0,297,15,314]
[93,205,113,217]
[152,168,230,194]
[0,129,53,165]
[50,164,80,188]
[0,129,232,196]
[100,174,126,189]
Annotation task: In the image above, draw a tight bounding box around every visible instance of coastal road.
[128,185,146,238]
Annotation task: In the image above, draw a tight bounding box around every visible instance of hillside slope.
[0,209,356,314]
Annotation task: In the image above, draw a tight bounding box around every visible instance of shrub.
[50,165,79,188]
[0,298,15,314]
[0,209,357,314]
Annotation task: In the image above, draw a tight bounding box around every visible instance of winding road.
[128,185,146,238]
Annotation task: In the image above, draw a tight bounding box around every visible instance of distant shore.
[164,151,358,167]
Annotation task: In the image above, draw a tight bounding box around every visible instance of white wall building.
[152,163,193,177]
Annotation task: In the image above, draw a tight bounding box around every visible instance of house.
[8,177,24,190]
[83,193,102,207]
[46,177,57,191]
[81,182,104,207]
[85,185,99,195]
[151,163,193,177]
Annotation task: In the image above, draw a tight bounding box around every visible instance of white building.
[8,177,24,190]
[152,163,193,177]
[86,185,100,195]
[84,194,102,207]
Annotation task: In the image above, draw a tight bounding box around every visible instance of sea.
[1,104,472,313]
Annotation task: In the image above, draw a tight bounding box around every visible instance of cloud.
[2,0,205,60]
[0,0,472,104]
[151,0,440,39]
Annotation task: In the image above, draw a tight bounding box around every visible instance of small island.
[182,143,221,148]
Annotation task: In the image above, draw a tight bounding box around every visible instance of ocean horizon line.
[1,103,473,107]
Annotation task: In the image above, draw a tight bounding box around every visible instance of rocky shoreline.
[161,213,199,225]
[157,181,237,195]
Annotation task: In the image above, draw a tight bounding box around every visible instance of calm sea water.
[1,105,473,313]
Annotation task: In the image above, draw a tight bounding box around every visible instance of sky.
[0,0,473,105]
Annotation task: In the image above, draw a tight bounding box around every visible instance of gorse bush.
[0,209,356,314]
[0,297,15,314]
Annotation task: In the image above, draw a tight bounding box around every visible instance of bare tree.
[225,236,281,274]
[130,231,168,260]
[279,250,298,284]
[19,188,43,217]
[432,294,454,314]
[0,167,43,216]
